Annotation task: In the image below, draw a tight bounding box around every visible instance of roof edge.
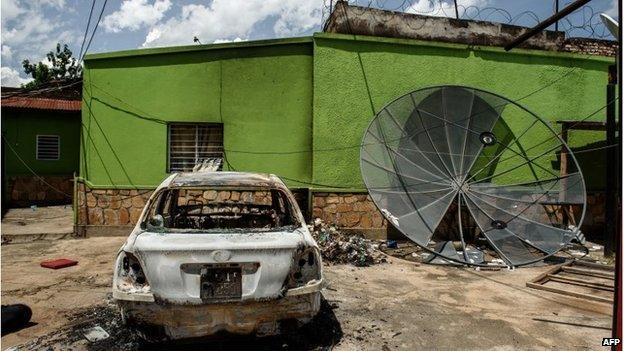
[313,32,615,63]
[84,36,314,61]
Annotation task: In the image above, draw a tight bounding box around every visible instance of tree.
[21,43,82,89]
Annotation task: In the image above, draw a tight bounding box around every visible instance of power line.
[1,135,72,198]
[78,0,97,61]
[80,0,108,62]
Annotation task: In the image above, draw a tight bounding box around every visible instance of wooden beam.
[527,281,613,304]
[562,266,615,280]
[547,274,615,291]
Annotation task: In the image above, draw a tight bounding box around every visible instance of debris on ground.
[83,326,110,342]
[14,299,141,351]
[12,299,342,351]
[40,258,78,269]
[308,218,385,266]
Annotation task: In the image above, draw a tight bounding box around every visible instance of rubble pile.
[309,218,384,266]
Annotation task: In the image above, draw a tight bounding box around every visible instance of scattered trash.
[83,326,110,342]
[29,205,37,211]
[309,218,385,266]
[386,240,398,249]
[588,244,603,252]
[40,258,78,269]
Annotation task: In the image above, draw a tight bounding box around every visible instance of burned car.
[112,172,323,341]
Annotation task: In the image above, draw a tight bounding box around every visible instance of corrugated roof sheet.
[1,97,81,111]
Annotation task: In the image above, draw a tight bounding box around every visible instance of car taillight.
[116,252,150,293]
[286,247,321,289]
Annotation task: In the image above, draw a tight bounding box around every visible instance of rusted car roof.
[169,172,286,188]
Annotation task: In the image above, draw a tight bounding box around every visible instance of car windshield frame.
[140,185,301,233]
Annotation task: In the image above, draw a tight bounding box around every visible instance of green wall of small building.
[82,39,313,188]
[80,33,614,191]
[2,109,80,176]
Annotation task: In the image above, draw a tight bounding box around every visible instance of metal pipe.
[504,0,591,51]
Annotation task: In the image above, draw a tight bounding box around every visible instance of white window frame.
[36,134,60,161]
[167,123,224,173]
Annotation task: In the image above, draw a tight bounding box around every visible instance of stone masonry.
[76,182,153,227]
[312,191,608,240]
[7,175,73,207]
[76,183,608,241]
[312,193,387,230]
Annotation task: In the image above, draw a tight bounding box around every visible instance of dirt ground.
[1,237,613,351]
[1,206,74,244]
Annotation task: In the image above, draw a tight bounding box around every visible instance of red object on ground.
[40,259,78,269]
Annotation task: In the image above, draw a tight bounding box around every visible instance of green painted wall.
[82,39,313,188]
[81,33,614,192]
[312,33,614,191]
[2,109,80,176]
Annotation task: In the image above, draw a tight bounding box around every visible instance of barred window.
[167,124,224,173]
[36,135,60,160]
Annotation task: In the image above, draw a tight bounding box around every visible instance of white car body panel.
[112,172,323,340]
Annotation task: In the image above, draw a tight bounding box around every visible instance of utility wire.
[1,135,72,198]
[78,0,97,61]
[80,0,108,62]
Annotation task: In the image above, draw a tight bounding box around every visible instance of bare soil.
[1,237,613,350]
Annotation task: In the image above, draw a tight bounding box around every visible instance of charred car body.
[112,172,323,341]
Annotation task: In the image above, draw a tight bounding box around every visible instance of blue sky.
[0,0,618,87]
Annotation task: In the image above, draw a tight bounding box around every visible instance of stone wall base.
[6,175,73,207]
[312,191,608,242]
[74,184,609,242]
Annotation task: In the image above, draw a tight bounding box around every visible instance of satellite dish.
[360,86,586,267]
[600,13,619,39]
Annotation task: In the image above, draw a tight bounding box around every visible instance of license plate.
[200,266,242,301]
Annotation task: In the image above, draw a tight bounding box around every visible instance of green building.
[1,81,82,208]
[77,5,617,238]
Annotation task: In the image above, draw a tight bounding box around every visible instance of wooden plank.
[529,263,567,284]
[561,266,615,280]
[547,274,614,291]
[572,260,615,272]
[526,282,613,304]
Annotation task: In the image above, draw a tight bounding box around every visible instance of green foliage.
[21,43,82,89]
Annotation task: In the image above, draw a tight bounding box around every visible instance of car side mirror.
[147,214,164,231]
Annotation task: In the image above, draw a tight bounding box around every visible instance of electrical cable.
[78,0,97,61]
[80,0,108,62]
[1,135,72,198]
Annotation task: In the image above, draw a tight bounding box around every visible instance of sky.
[0,0,619,87]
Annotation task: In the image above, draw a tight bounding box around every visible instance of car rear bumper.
[117,291,321,341]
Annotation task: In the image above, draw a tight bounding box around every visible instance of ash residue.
[9,299,342,351]
[309,218,385,266]
[12,300,140,351]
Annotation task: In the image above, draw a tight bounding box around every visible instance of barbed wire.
[321,0,616,40]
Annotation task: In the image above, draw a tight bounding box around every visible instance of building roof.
[83,36,313,61]
[2,96,81,111]
[1,78,82,112]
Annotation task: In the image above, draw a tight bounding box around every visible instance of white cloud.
[142,0,322,47]
[1,0,25,23]
[103,0,172,33]
[213,37,244,44]
[2,45,13,61]
[605,0,618,18]
[1,0,78,72]
[1,66,32,87]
